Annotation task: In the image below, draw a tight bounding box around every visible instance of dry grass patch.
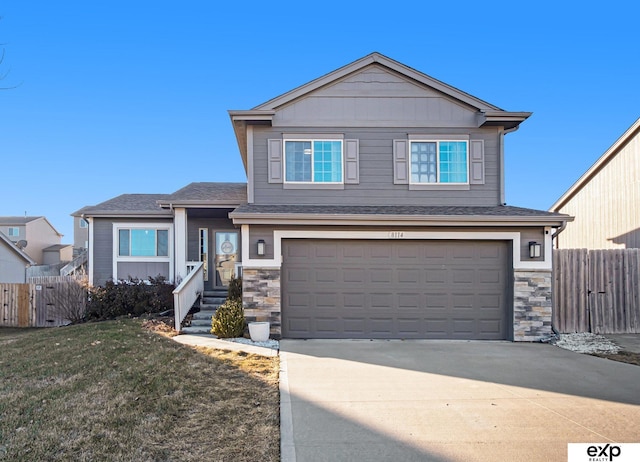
[0,320,279,461]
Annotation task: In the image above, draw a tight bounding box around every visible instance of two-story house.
[75,53,570,341]
[0,216,70,265]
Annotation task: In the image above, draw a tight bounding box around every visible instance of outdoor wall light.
[257,239,266,256]
[529,241,541,259]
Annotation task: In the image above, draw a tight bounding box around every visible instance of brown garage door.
[281,239,510,339]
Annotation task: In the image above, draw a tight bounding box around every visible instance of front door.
[214,231,238,288]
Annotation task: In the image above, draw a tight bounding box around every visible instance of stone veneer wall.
[513,269,553,341]
[242,268,281,338]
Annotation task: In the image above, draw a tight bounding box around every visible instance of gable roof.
[0,216,43,225]
[73,194,172,218]
[551,117,640,211]
[0,216,63,237]
[157,182,247,208]
[0,231,36,265]
[74,183,248,218]
[229,52,531,170]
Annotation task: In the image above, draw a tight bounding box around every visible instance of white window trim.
[240,225,552,271]
[8,227,19,237]
[408,137,470,187]
[283,137,345,186]
[112,222,173,282]
[79,219,88,228]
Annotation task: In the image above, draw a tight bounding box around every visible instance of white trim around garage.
[240,225,553,270]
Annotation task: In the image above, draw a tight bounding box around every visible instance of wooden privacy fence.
[553,249,640,334]
[0,277,87,328]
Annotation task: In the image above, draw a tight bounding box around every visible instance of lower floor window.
[118,228,168,256]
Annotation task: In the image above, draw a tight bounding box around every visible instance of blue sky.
[1,2,639,242]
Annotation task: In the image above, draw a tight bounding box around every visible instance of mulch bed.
[591,350,640,366]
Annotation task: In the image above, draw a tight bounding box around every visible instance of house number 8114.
[388,232,404,238]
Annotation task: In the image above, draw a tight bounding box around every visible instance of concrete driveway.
[280,340,640,462]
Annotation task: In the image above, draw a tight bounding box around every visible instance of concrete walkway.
[280,340,640,462]
[172,333,278,357]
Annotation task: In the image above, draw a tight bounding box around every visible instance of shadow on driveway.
[281,340,640,462]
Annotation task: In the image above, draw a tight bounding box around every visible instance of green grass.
[0,320,280,461]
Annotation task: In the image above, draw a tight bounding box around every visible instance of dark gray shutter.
[393,139,409,184]
[344,139,359,184]
[268,139,283,184]
[469,140,484,185]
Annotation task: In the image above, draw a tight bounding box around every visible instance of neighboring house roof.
[0,231,37,265]
[43,244,73,251]
[157,182,247,207]
[0,216,64,237]
[230,204,570,226]
[550,117,640,211]
[229,52,532,170]
[73,194,173,218]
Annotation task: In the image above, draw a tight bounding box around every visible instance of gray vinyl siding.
[252,126,501,207]
[91,217,173,286]
[245,224,546,263]
[92,218,114,286]
[0,247,28,283]
[117,262,169,281]
[272,66,480,128]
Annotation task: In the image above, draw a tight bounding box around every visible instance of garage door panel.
[282,239,509,339]
[344,318,366,334]
[343,268,365,283]
[371,293,393,308]
[398,269,420,284]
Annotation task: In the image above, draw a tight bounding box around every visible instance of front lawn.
[0,320,280,461]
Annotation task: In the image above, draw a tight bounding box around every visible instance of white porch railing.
[173,261,204,332]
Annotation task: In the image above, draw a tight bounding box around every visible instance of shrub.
[227,275,242,302]
[86,275,174,321]
[211,298,246,338]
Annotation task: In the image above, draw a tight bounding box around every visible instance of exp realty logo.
[568,443,640,462]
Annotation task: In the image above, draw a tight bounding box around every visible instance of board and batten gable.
[272,65,481,128]
[552,118,640,249]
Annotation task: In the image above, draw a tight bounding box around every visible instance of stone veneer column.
[242,268,281,338]
[513,269,553,341]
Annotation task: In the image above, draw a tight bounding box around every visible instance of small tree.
[227,275,242,302]
[211,298,246,338]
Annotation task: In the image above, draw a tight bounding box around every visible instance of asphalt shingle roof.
[164,182,247,203]
[231,204,567,218]
[73,194,172,216]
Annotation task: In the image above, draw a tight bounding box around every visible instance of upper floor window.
[285,140,343,183]
[79,219,88,228]
[410,141,468,184]
[118,228,169,257]
[8,227,19,237]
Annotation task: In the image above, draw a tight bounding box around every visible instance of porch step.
[181,325,213,334]
[190,310,217,326]
[203,289,228,306]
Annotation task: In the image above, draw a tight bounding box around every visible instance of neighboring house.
[75,53,570,341]
[550,117,640,249]
[73,216,90,256]
[0,231,36,283]
[0,216,65,265]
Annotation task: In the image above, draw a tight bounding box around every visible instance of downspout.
[500,126,520,205]
[551,221,568,246]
